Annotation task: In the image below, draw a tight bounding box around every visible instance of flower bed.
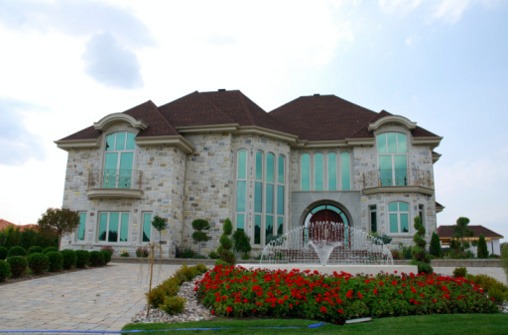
[195,265,499,324]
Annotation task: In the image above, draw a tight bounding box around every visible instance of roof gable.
[437,225,504,239]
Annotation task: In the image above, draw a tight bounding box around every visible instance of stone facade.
[57,91,442,257]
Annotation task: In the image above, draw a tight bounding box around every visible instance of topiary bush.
[89,251,105,267]
[216,219,235,265]
[453,267,467,278]
[60,249,77,269]
[28,246,43,255]
[7,246,26,257]
[477,234,489,259]
[232,229,251,259]
[429,232,442,258]
[160,296,186,315]
[411,216,433,274]
[7,255,27,277]
[0,246,7,260]
[0,260,11,282]
[100,250,112,265]
[75,250,90,268]
[43,247,58,254]
[47,251,64,272]
[27,253,49,275]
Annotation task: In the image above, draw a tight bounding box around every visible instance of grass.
[123,314,508,334]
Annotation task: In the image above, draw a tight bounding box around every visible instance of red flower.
[357,292,363,299]
[226,306,233,313]
[346,289,353,299]
[320,306,328,313]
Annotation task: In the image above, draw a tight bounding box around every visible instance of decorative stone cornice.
[93,113,148,131]
[176,123,240,133]
[368,115,417,132]
[236,126,298,144]
[135,135,195,154]
[54,138,100,150]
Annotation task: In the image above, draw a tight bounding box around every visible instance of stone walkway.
[0,263,506,333]
[0,262,180,333]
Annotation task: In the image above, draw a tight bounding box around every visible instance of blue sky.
[0,0,507,242]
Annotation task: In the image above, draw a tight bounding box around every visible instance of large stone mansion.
[56,89,442,256]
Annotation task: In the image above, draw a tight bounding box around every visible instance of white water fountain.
[260,221,393,266]
[240,221,419,276]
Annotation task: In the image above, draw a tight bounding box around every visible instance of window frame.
[97,211,130,243]
[388,201,410,235]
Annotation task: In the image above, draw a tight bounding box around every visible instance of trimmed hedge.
[27,253,49,275]
[75,250,90,268]
[100,250,112,265]
[89,251,105,267]
[60,249,77,269]
[7,256,27,277]
[0,260,11,282]
[7,246,26,257]
[28,246,43,255]
[47,252,64,272]
[43,247,58,254]
[0,246,7,260]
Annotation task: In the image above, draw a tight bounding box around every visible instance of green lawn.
[123,314,508,334]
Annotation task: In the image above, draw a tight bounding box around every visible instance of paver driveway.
[0,262,180,332]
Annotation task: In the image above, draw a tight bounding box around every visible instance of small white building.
[437,225,504,256]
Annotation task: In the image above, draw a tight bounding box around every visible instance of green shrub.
[0,260,11,282]
[28,246,43,255]
[60,249,77,269]
[100,250,112,265]
[47,251,63,272]
[89,251,105,267]
[429,232,442,258]
[147,277,181,308]
[232,230,251,256]
[208,251,219,259]
[502,243,508,281]
[0,246,7,260]
[477,235,489,259]
[136,246,149,258]
[175,247,196,259]
[7,256,27,277]
[75,250,90,268]
[120,250,129,257]
[43,247,58,254]
[27,253,49,274]
[100,245,114,256]
[453,267,467,277]
[467,274,508,304]
[160,296,186,315]
[7,246,26,257]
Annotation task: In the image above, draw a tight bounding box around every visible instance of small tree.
[501,243,508,282]
[192,219,211,254]
[232,229,251,259]
[151,215,168,242]
[216,219,235,265]
[429,231,442,258]
[454,217,473,252]
[411,216,432,274]
[477,234,489,259]
[37,208,80,249]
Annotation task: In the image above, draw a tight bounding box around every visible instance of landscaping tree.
[429,231,442,258]
[191,219,211,254]
[501,243,508,282]
[216,218,235,265]
[411,216,433,274]
[151,215,168,242]
[232,229,251,259]
[37,208,80,249]
[477,234,489,259]
[454,216,473,253]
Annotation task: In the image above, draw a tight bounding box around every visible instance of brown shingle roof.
[57,90,440,144]
[269,94,379,141]
[437,225,504,239]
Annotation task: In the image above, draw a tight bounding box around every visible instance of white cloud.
[82,33,143,89]
[378,0,422,15]
[431,0,472,24]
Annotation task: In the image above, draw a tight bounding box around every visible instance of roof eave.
[236,126,298,143]
[413,136,443,150]
[135,136,195,154]
[55,138,100,151]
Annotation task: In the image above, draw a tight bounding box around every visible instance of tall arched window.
[327,153,337,191]
[388,201,410,234]
[254,150,264,244]
[314,153,324,191]
[276,155,285,236]
[377,133,407,186]
[235,149,248,231]
[265,152,275,242]
[103,132,135,188]
[340,152,351,190]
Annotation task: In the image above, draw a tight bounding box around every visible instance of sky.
[0,0,507,242]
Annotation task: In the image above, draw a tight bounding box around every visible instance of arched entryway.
[303,202,350,244]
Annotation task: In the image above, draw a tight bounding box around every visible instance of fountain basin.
[238,263,417,276]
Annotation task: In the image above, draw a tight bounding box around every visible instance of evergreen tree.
[192,219,211,254]
[477,234,489,259]
[429,231,442,258]
[216,219,235,265]
[411,216,433,274]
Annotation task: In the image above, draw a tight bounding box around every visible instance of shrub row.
[0,249,112,283]
[146,264,208,315]
[0,246,59,260]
